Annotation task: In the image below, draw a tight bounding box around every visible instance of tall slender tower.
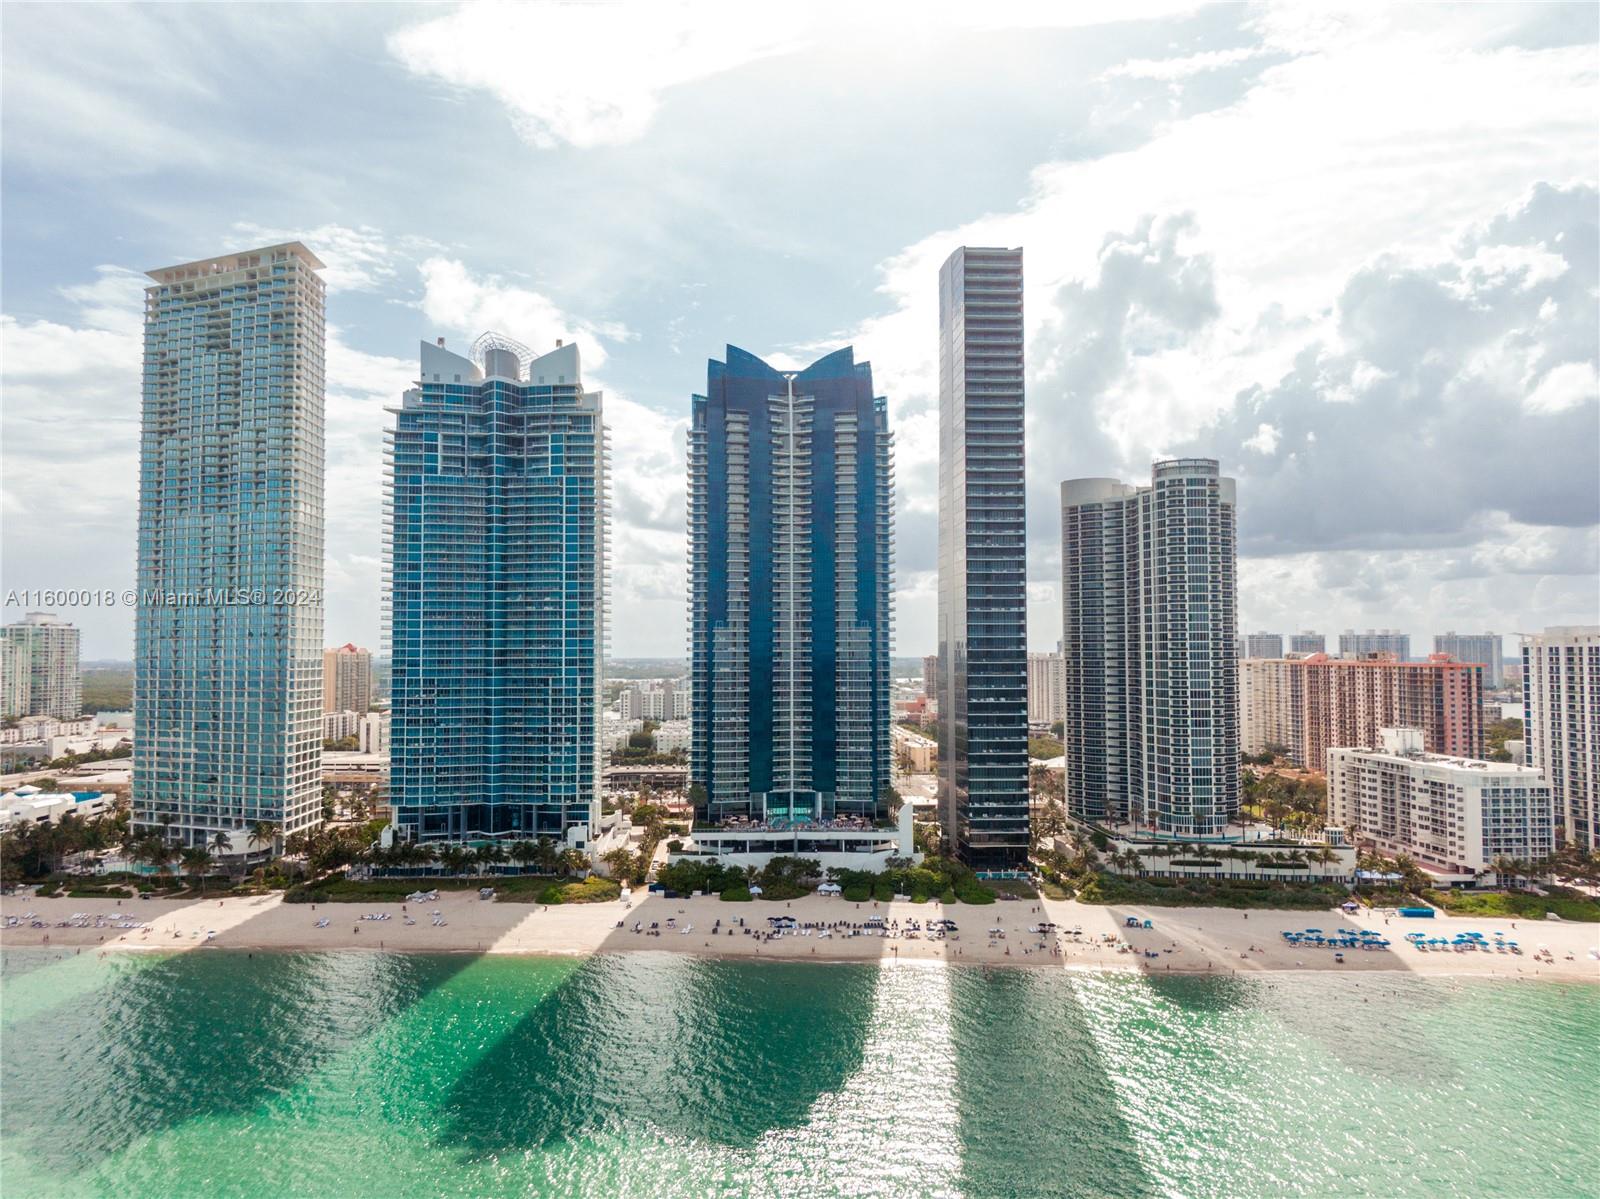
[388,334,607,846]
[688,346,893,824]
[937,246,1029,867]
[1061,460,1239,837]
[135,243,326,848]
[1522,626,1600,850]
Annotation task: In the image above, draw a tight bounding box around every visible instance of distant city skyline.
[2,5,1596,660]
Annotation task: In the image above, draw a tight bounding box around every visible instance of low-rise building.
[359,711,390,755]
[323,710,361,742]
[0,786,116,829]
[668,802,918,871]
[1327,728,1554,878]
[654,720,691,754]
[1061,814,1356,884]
[892,723,937,772]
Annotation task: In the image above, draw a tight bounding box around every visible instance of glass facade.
[1061,460,1240,838]
[387,337,606,844]
[134,243,326,847]
[937,247,1030,867]
[689,346,893,824]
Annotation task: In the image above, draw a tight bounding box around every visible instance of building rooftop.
[145,241,325,283]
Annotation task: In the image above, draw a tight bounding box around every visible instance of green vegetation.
[80,666,133,713]
[655,853,1009,906]
[1027,735,1063,761]
[1423,886,1600,923]
[284,874,561,904]
[534,876,621,905]
[1485,717,1523,763]
[1077,873,1348,911]
[1241,768,1327,835]
[654,858,747,896]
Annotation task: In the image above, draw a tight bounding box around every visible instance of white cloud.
[1242,423,1280,454]
[850,9,1596,652]
[232,223,446,294]
[1102,45,1268,82]
[1524,361,1599,415]
[388,0,1200,150]
[417,257,627,367]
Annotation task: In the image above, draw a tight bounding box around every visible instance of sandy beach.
[4,888,1597,983]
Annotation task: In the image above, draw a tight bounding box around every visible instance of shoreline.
[5,890,1597,983]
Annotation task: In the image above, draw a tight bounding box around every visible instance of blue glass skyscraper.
[134,243,327,849]
[688,346,893,824]
[387,334,607,846]
[937,247,1030,867]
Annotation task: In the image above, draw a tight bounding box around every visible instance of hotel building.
[1,613,81,720]
[688,345,893,825]
[388,335,607,845]
[1522,626,1600,850]
[134,243,326,847]
[1328,728,1554,875]
[1060,459,1240,838]
[937,246,1030,866]
[1242,653,1483,769]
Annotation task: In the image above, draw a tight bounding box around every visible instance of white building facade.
[1,613,82,720]
[1026,651,1064,726]
[1327,728,1555,875]
[1522,626,1600,851]
[1060,459,1239,837]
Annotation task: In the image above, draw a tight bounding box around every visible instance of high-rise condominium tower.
[937,247,1029,866]
[1522,626,1600,850]
[1061,460,1240,837]
[388,335,607,845]
[1435,631,1504,689]
[134,243,326,848]
[1340,629,1410,659]
[1027,652,1064,726]
[688,346,892,824]
[1,613,81,720]
[1243,632,1284,660]
[322,643,373,714]
[1289,631,1325,655]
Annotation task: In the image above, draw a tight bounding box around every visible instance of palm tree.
[181,847,213,894]
[510,840,537,874]
[532,837,559,874]
[474,843,503,876]
[248,821,279,861]
[559,848,587,877]
[440,845,469,877]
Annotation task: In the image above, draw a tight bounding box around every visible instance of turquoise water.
[2,950,1596,1198]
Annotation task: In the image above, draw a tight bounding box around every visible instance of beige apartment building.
[323,643,373,715]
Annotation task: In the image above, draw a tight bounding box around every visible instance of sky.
[2,1,1597,661]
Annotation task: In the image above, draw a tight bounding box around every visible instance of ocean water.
[1,949,1595,1199]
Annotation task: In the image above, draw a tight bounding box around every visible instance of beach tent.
[817,883,842,895]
